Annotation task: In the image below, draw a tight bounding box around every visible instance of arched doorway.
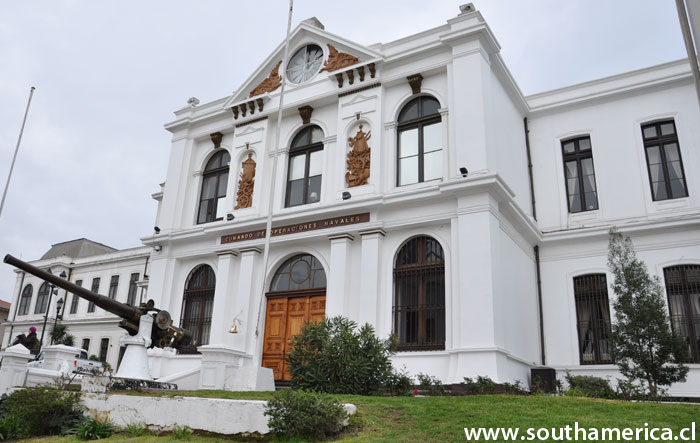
[262,254,326,380]
[179,264,216,354]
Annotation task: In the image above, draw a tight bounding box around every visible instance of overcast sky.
[0,0,687,303]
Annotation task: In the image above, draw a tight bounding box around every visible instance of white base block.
[225,367,275,391]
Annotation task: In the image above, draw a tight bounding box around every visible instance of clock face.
[286,44,324,84]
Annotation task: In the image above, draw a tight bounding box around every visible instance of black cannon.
[4,254,192,349]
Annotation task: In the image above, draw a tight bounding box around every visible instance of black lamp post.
[37,270,67,354]
[51,297,64,344]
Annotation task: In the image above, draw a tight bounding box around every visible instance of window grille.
[573,274,612,365]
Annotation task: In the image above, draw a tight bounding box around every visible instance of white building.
[4,4,700,395]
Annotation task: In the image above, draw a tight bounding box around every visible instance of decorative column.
[327,234,354,318]
[358,228,385,327]
[209,250,239,345]
[237,247,261,355]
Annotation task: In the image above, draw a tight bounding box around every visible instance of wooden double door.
[261,292,326,381]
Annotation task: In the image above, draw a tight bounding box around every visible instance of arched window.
[270,254,326,292]
[397,96,442,186]
[34,282,51,315]
[664,265,700,363]
[18,284,33,316]
[393,236,445,350]
[286,125,324,207]
[197,150,230,224]
[573,274,612,364]
[180,265,216,353]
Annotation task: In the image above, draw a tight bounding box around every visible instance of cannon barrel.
[4,254,192,349]
[4,254,140,323]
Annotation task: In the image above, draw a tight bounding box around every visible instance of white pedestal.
[198,344,274,391]
[0,344,32,394]
[115,315,154,380]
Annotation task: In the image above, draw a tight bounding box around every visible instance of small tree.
[607,229,688,397]
[49,324,75,347]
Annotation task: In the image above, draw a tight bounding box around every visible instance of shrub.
[0,386,83,439]
[286,316,403,395]
[461,376,526,395]
[73,416,116,440]
[171,425,193,440]
[264,389,347,440]
[384,368,414,396]
[125,423,151,437]
[416,373,446,396]
[564,372,616,399]
[615,378,648,401]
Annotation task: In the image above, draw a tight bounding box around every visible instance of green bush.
[383,367,414,396]
[0,386,83,439]
[73,416,116,440]
[171,425,193,440]
[264,389,347,440]
[564,372,616,399]
[125,423,151,437]
[461,376,526,395]
[286,316,403,395]
[416,373,446,396]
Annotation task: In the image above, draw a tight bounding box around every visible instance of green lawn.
[24,393,699,442]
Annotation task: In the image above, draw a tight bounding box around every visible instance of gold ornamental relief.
[249,61,282,98]
[320,44,359,73]
[346,125,371,188]
[235,153,256,209]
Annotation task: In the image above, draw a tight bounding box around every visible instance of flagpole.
[255,0,294,337]
[0,86,36,219]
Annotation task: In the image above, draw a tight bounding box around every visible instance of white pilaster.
[209,250,239,345]
[358,229,385,327]
[237,247,261,356]
[327,233,354,318]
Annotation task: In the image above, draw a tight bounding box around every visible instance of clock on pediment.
[286,44,324,84]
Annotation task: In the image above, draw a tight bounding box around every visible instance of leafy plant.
[286,316,404,395]
[49,324,76,346]
[0,386,83,439]
[564,372,616,399]
[460,376,526,395]
[171,425,192,440]
[264,389,347,440]
[125,423,151,437]
[383,367,414,396]
[416,373,447,396]
[608,229,689,397]
[73,416,115,440]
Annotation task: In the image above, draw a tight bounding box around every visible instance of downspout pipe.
[524,117,537,221]
[534,245,545,366]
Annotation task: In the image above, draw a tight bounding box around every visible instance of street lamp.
[38,270,67,354]
[51,297,64,344]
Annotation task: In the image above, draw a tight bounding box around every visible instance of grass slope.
[26,393,698,442]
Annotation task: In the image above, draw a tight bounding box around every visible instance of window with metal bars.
[663,265,700,363]
[108,275,119,300]
[642,120,688,201]
[393,236,445,351]
[127,273,139,306]
[197,150,230,224]
[179,265,216,354]
[18,284,32,316]
[573,274,612,365]
[88,278,100,313]
[69,280,82,314]
[82,338,90,352]
[34,282,50,315]
[562,136,598,213]
[99,338,109,362]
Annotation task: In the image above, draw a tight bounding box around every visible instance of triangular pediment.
[224,20,382,108]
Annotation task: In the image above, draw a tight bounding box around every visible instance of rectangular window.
[664,265,700,363]
[88,278,100,313]
[127,273,139,306]
[562,136,598,213]
[642,120,688,201]
[108,275,119,300]
[82,338,90,352]
[69,280,82,314]
[574,274,612,365]
[99,338,109,362]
